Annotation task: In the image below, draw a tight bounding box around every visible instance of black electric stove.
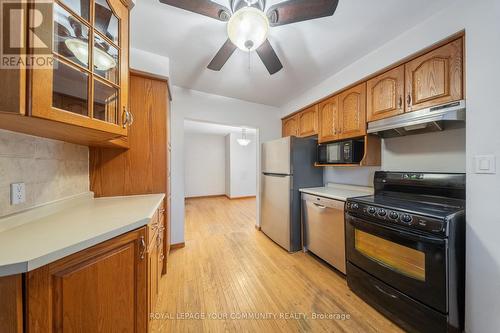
[345,172,465,333]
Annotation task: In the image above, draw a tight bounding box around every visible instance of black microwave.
[318,139,364,164]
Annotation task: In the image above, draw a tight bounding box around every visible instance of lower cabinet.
[26,228,148,332]
[0,216,166,332]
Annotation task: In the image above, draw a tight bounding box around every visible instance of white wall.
[130,48,170,77]
[225,135,231,197]
[184,133,226,198]
[281,1,500,331]
[171,87,282,245]
[226,133,257,198]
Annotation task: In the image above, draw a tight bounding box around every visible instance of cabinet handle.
[313,203,326,209]
[122,107,128,128]
[139,236,146,260]
[122,107,134,128]
[156,233,163,247]
[407,93,412,110]
[128,109,134,126]
[398,96,403,110]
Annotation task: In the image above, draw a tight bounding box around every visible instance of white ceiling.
[184,119,257,136]
[131,0,454,107]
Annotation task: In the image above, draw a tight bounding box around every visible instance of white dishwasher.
[302,193,346,274]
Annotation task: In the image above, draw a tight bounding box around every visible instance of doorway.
[183,119,259,220]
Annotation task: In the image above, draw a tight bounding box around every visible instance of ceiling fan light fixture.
[65,38,117,71]
[227,6,269,52]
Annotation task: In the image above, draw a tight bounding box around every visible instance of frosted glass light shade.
[237,138,251,146]
[65,38,117,71]
[227,7,269,52]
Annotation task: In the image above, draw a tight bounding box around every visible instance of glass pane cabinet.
[30,0,130,136]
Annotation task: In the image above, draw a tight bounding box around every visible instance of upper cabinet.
[282,115,299,137]
[367,65,405,122]
[0,0,132,147]
[297,105,318,137]
[283,35,465,137]
[318,95,340,143]
[32,0,130,135]
[405,38,463,112]
[338,82,367,140]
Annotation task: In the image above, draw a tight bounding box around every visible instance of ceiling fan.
[158,0,340,75]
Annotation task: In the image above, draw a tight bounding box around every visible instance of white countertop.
[300,183,373,201]
[0,193,165,277]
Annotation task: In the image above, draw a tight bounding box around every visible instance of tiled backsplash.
[0,129,89,217]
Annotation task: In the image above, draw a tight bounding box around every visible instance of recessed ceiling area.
[131,0,455,107]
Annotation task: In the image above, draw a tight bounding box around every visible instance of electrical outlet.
[10,183,26,205]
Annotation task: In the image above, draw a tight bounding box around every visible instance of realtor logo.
[1,0,53,68]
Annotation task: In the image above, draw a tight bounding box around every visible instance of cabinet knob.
[407,93,412,110]
[398,95,403,110]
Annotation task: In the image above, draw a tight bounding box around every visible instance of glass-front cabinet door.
[30,0,130,136]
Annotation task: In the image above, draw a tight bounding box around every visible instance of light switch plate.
[10,182,26,205]
[474,155,496,174]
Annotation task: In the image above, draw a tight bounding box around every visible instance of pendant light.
[237,128,251,146]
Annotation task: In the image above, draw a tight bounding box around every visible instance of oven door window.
[355,229,425,281]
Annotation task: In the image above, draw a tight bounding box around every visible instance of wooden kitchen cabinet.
[318,95,340,143]
[282,115,299,137]
[25,228,148,333]
[0,0,133,147]
[338,82,367,140]
[90,71,171,274]
[405,38,463,112]
[367,65,405,122]
[297,105,318,137]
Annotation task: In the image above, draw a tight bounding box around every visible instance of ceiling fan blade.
[207,39,237,71]
[256,40,283,75]
[266,0,339,27]
[159,0,231,21]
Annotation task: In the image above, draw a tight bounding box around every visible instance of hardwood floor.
[151,196,402,332]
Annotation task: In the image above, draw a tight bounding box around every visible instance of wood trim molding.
[185,195,226,200]
[170,243,185,250]
[120,0,134,10]
[255,225,261,231]
[225,195,257,200]
[281,30,465,120]
[129,69,173,101]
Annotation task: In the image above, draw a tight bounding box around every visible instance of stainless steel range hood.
[368,100,466,138]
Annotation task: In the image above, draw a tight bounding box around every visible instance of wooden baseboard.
[224,195,257,200]
[170,242,185,250]
[185,195,225,200]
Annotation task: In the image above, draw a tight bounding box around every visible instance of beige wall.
[0,130,89,217]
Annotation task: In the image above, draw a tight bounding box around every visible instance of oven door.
[346,213,448,313]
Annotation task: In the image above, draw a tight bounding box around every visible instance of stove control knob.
[401,214,413,224]
[389,211,399,220]
[368,207,376,214]
[377,209,387,217]
[351,203,359,210]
